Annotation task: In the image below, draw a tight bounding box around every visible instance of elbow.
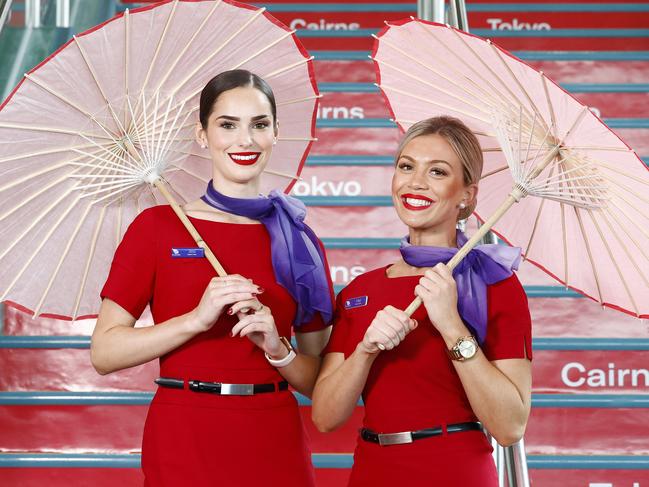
[311,407,340,433]
[493,423,527,447]
[90,344,112,376]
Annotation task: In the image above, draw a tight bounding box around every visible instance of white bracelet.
[265,336,297,368]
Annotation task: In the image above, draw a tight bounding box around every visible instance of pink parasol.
[0,0,319,320]
[372,18,649,319]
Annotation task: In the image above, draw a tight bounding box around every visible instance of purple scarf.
[400,231,521,344]
[202,182,332,327]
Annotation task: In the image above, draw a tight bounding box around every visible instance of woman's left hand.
[230,304,284,357]
[415,263,463,335]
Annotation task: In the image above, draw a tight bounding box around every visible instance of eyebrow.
[399,154,453,168]
[215,114,271,121]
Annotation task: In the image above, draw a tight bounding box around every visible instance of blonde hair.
[395,116,483,220]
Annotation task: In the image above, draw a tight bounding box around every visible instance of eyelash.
[218,121,271,130]
[398,162,447,176]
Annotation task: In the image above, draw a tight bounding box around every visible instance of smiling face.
[196,85,277,195]
[392,133,477,244]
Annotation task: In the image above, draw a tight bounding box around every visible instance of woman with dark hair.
[312,116,532,486]
[91,69,333,486]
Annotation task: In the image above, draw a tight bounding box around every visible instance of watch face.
[458,339,477,358]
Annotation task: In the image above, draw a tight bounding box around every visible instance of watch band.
[265,336,297,368]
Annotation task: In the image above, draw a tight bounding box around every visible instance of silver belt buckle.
[377,431,413,446]
[220,383,254,396]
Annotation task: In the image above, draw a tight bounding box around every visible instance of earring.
[459,202,467,209]
[272,138,277,146]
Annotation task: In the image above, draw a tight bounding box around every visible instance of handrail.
[0,0,13,35]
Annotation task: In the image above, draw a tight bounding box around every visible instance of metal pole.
[418,0,444,23]
[56,0,70,28]
[453,0,470,32]
[0,0,12,32]
[504,440,531,487]
[25,0,41,28]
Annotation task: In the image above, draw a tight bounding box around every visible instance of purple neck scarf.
[400,231,521,344]
[202,181,332,327]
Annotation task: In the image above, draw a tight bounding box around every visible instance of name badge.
[345,296,368,309]
[171,247,205,258]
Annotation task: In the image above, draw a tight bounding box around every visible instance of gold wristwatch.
[447,336,478,361]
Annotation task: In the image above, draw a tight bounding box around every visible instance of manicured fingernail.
[230,331,234,337]
[227,308,234,315]
[257,287,265,293]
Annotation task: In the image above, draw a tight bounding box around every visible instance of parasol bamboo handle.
[403,192,520,317]
[153,178,228,277]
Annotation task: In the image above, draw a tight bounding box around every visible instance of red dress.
[101,206,331,487]
[324,266,533,487]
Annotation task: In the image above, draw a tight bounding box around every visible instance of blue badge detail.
[171,247,205,258]
[344,296,368,309]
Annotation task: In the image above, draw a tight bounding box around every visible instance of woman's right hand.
[358,305,418,354]
[190,275,262,333]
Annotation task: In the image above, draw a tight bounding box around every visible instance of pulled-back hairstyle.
[199,69,277,129]
[395,116,483,220]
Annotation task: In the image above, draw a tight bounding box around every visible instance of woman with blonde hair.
[312,115,532,486]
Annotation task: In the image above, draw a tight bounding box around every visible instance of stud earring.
[459,202,467,209]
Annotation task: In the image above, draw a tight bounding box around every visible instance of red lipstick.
[401,193,434,211]
[228,152,261,166]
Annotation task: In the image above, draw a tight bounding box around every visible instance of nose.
[236,128,253,148]
[407,167,429,190]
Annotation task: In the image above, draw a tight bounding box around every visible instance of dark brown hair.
[199,69,277,129]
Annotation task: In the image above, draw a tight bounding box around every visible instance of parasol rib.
[373,57,492,116]
[127,0,179,125]
[0,174,74,224]
[451,28,548,134]
[541,73,558,135]
[73,36,128,136]
[574,206,604,304]
[151,0,222,95]
[0,195,81,302]
[382,84,490,123]
[33,203,94,317]
[24,74,119,140]
[0,123,113,140]
[72,205,106,320]
[134,6,267,127]
[0,142,110,165]
[490,42,549,135]
[605,202,649,263]
[600,209,649,292]
[388,24,522,120]
[587,209,639,315]
[124,9,130,131]
[264,56,313,79]
[592,159,649,187]
[523,164,556,259]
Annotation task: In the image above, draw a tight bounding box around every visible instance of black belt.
[360,421,482,446]
[155,377,289,396]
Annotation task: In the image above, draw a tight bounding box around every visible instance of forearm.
[441,325,531,445]
[91,311,200,374]
[274,353,321,398]
[312,345,377,432]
